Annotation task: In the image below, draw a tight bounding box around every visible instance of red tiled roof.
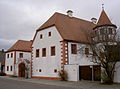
[37,12,95,43]
[96,10,116,28]
[7,40,32,52]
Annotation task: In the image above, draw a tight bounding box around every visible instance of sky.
[0,0,120,50]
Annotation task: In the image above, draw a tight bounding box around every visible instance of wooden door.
[19,63,25,77]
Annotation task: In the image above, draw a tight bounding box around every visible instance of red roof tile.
[96,10,116,27]
[7,40,32,52]
[37,12,95,43]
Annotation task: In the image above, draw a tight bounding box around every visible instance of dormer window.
[40,34,43,39]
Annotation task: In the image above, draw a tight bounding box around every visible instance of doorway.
[18,63,25,77]
[79,65,101,81]
[79,66,92,80]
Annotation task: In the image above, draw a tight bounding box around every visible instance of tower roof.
[97,10,112,26]
[95,10,116,28]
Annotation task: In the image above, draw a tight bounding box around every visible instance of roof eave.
[64,39,91,44]
[93,24,117,30]
[6,50,31,53]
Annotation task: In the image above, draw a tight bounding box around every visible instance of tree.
[88,27,120,84]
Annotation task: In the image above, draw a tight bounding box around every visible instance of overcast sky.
[0,0,120,50]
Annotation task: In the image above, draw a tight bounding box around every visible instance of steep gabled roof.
[7,40,32,52]
[95,10,116,28]
[36,12,95,43]
[97,10,112,25]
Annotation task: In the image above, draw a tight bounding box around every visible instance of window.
[42,48,46,57]
[36,49,39,57]
[11,53,13,58]
[40,34,43,39]
[7,54,9,58]
[48,32,51,37]
[39,69,42,72]
[7,66,9,71]
[95,30,98,35]
[71,44,77,54]
[51,46,55,56]
[100,28,104,34]
[54,69,57,73]
[10,66,12,71]
[19,53,23,58]
[99,35,102,41]
[85,48,89,55]
[109,28,113,34]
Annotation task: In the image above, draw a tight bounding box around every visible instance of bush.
[101,70,113,84]
[0,72,6,76]
[58,70,68,81]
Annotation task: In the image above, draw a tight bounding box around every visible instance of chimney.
[91,18,97,24]
[67,10,73,17]
[2,49,4,52]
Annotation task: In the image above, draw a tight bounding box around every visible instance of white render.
[68,42,96,66]
[5,51,31,77]
[64,42,98,81]
[15,51,31,78]
[32,26,63,78]
[64,65,79,81]
[5,51,15,75]
[32,26,98,81]
[114,62,120,83]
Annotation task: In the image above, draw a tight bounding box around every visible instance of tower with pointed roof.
[93,9,117,43]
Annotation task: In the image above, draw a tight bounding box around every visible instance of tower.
[93,10,117,43]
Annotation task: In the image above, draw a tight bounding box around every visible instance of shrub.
[0,72,6,76]
[101,70,113,84]
[58,70,68,81]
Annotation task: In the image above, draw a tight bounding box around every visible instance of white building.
[31,10,99,81]
[5,40,32,78]
[31,9,120,82]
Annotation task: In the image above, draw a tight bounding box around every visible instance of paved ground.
[0,76,120,89]
[0,77,74,89]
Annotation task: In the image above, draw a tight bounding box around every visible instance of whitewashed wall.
[64,65,79,81]
[68,42,96,66]
[32,26,63,78]
[5,51,31,76]
[5,52,14,75]
[15,51,31,77]
[16,51,31,63]
[66,42,98,81]
[114,62,120,83]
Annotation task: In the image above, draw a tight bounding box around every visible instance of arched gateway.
[18,63,26,77]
